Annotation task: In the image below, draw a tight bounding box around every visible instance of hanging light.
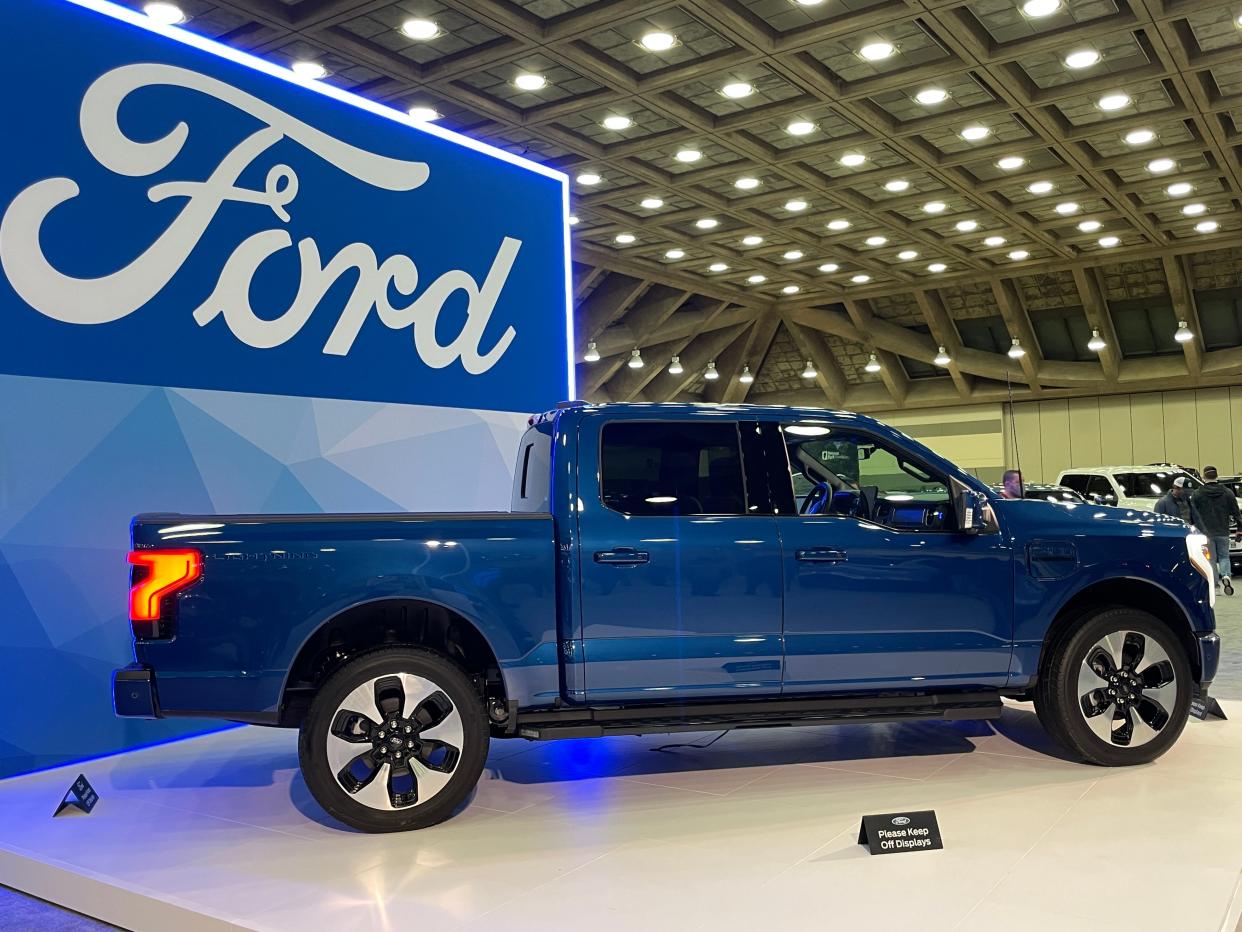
[668,356,684,375]
[801,360,817,379]
[628,348,644,369]
[1174,320,1194,343]
[739,366,755,384]
[1087,329,1106,352]
[704,361,720,380]
[934,346,951,367]
[583,342,600,362]
[1007,337,1026,359]
[864,354,882,373]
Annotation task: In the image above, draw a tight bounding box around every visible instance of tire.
[298,647,489,832]
[1034,607,1192,766]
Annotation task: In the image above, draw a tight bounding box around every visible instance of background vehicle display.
[116,404,1221,832]
[1057,466,1203,509]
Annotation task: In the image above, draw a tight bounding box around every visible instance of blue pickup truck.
[115,402,1221,832]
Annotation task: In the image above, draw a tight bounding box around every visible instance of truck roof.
[531,400,883,428]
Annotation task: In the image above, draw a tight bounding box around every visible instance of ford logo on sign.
[891,816,911,826]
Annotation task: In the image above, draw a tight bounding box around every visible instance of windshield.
[1114,471,1202,498]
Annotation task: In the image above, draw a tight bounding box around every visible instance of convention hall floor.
[3,595,1241,932]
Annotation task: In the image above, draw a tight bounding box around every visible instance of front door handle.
[796,548,847,564]
[594,548,650,566]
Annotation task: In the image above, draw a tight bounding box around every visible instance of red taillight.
[128,549,202,623]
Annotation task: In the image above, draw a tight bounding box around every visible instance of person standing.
[1190,466,1241,595]
[1154,476,1201,525]
[1001,469,1023,500]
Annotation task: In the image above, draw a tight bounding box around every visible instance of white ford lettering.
[0,63,519,371]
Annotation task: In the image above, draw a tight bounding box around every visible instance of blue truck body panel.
[117,402,1218,725]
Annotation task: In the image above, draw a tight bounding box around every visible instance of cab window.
[601,421,747,516]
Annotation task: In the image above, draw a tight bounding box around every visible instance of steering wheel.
[801,482,831,515]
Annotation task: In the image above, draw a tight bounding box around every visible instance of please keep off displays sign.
[857,810,943,855]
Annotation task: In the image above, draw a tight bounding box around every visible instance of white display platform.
[1,701,1240,932]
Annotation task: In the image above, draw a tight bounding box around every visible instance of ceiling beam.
[913,290,973,399]
[843,299,908,407]
[783,319,849,408]
[1071,267,1121,382]
[646,323,751,402]
[990,278,1044,393]
[702,323,753,403]
[603,301,730,401]
[721,311,781,404]
[1163,254,1205,379]
[575,273,650,355]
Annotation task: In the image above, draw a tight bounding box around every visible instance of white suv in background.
[1056,466,1203,510]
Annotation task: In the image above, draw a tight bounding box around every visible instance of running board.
[514,691,1003,740]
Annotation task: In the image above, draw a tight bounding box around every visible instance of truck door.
[575,415,784,702]
[773,419,1013,693]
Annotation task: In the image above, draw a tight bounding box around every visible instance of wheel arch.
[1038,577,1202,684]
[278,596,507,728]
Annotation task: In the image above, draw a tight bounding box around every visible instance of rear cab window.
[600,421,748,516]
[511,422,554,512]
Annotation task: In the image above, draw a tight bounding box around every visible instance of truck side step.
[514,691,1002,740]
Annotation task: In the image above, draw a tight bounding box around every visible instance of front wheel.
[1035,608,1192,766]
[299,647,489,832]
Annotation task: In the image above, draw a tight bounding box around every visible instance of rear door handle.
[594,548,650,566]
[796,548,847,564]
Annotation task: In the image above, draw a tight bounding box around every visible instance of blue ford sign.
[0,0,573,413]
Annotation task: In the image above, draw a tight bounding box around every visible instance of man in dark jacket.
[1191,466,1241,595]
[1155,476,1201,525]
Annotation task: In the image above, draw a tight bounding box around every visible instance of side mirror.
[950,478,990,534]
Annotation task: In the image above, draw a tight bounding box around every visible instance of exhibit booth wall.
[0,0,571,777]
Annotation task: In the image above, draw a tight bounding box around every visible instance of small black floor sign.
[1190,695,1227,721]
[53,774,98,817]
[858,810,942,855]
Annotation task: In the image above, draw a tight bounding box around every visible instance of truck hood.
[997,498,1190,538]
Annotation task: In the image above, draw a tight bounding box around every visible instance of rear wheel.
[1035,608,1192,766]
[299,647,489,832]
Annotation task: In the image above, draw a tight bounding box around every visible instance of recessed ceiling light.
[143,2,186,25]
[819,262,840,273]
[640,197,664,209]
[786,199,809,211]
[839,152,867,167]
[1147,158,1176,174]
[1022,0,1060,16]
[897,249,919,260]
[514,73,547,91]
[915,88,949,105]
[783,249,805,260]
[721,82,754,99]
[709,262,730,272]
[1055,201,1080,215]
[742,235,764,246]
[1196,220,1219,233]
[695,217,720,229]
[865,235,888,246]
[884,179,910,192]
[851,273,872,284]
[602,115,632,131]
[1124,128,1155,146]
[1098,92,1131,111]
[735,176,761,190]
[955,219,979,232]
[960,125,991,141]
[1064,49,1101,69]
[748,274,767,284]
[400,18,440,40]
[827,219,851,231]
[1182,203,1207,216]
[407,106,440,122]
[568,215,579,225]
[1166,182,1194,197]
[928,262,948,273]
[665,248,686,260]
[1008,249,1030,260]
[1077,219,1101,232]
[997,156,1026,171]
[674,148,702,163]
[640,31,677,51]
[923,201,947,213]
[859,41,895,61]
[984,235,1006,247]
[1098,235,1119,247]
[577,172,602,185]
[782,285,801,295]
[1027,181,1054,194]
[291,61,328,80]
[615,233,636,244]
[786,120,817,136]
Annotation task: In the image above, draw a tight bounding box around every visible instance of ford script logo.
[0,63,519,372]
[891,816,911,826]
